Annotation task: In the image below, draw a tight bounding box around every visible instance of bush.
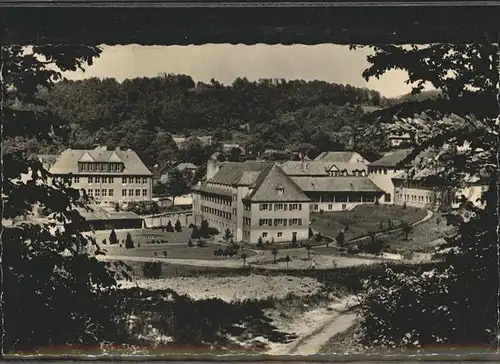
[125,233,135,249]
[188,223,194,228]
[109,229,118,245]
[166,220,174,233]
[141,261,162,278]
[175,220,182,232]
[191,226,200,239]
[403,202,407,209]
[102,239,107,245]
[187,238,194,247]
[207,227,219,236]
[197,239,207,247]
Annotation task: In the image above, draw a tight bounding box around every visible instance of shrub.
[109,229,118,245]
[207,227,219,235]
[125,233,134,249]
[102,239,107,245]
[191,225,200,239]
[137,242,141,248]
[141,261,162,279]
[187,238,194,247]
[175,220,182,232]
[166,220,174,232]
[403,202,407,209]
[188,223,194,228]
[315,232,323,242]
[256,237,264,248]
[308,227,314,239]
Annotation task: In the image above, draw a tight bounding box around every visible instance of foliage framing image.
[355,43,500,350]
[1,45,131,354]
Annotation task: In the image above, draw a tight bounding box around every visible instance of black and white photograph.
[2,4,500,360]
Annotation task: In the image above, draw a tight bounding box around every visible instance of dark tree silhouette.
[357,43,500,349]
[272,248,279,263]
[2,44,130,354]
[125,233,135,249]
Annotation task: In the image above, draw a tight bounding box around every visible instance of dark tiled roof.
[209,161,271,186]
[369,149,435,168]
[368,149,413,167]
[314,151,366,163]
[49,147,152,176]
[244,164,311,202]
[291,176,384,193]
[194,183,233,197]
[278,161,331,176]
[329,162,367,174]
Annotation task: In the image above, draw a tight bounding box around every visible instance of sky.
[63,44,417,98]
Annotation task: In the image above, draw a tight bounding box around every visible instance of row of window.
[201,194,232,205]
[201,206,233,220]
[369,167,406,175]
[398,194,431,204]
[86,188,149,197]
[258,218,303,227]
[311,195,376,204]
[79,162,123,173]
[328,170,366,177]
[259,203,303,211]
[70,176,149,184]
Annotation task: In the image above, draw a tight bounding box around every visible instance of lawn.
[310,204,428,243]
[93,228,194,245]
[382,212,457,254]
[104,242,256,261]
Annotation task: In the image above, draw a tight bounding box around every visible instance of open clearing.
[118,274,323,302]
[310,204,427,241]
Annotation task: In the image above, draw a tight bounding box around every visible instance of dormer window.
[276,186,284,196]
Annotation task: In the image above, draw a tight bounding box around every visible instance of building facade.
[193,162,311,244]
[48,146,153,208]
[367,149,413,204]
[278,160,382,211]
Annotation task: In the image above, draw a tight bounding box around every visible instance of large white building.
[47,146,153,208]
[193,162,311,244]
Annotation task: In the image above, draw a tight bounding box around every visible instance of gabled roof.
[278,161,331,176]
[49,147,153,176]
[208,162,271,186]
[291,176,384,193]
[314,151,366,163]
[243,164,311,202]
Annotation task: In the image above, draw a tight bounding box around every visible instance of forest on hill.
[39,74,398,171]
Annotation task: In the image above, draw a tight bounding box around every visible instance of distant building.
[173,135,213,147]
[314,151,369,165]
[222,143,245,154]
[48,146,153,207]
[279,161,367,177]
[193,162,311,244]
[367,149,414,204]
[388,132,412,148]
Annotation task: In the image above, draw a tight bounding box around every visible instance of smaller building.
[292,176,384,212]
[175,162,198,173]
[387,132,412,148]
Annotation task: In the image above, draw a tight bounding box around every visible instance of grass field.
[104,242,256,260]
[92,228,195,245]
[310,204,428,242]
[383,212,457,254]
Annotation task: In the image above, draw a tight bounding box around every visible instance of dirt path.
[290,313,358,355]
[267,295,358,355]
